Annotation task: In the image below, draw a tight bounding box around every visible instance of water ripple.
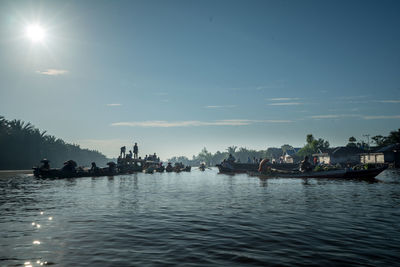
[1,169,400,266]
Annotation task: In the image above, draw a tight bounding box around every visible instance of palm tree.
[226,146,237,155]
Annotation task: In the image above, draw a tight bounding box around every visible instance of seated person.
[300,156,313,172]
[62,160,77,172]
[227,154,236,162]
[40,159,50,171]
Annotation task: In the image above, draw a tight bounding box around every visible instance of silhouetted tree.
[297,134,329,158]
[347,136,357,147]
[0,116,109,169]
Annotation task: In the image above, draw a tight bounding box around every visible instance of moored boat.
[216,161,297,174]
[248,165,388,179]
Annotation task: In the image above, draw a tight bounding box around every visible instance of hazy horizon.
[1,0,400,160]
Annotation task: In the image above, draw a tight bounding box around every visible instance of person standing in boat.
[120,146,126,158]
[133,142,139,159]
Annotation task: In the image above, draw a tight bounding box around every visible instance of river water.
[1,168,400,266]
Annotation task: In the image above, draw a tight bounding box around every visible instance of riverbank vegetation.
[167,129,400,166]
[0,116,108,169]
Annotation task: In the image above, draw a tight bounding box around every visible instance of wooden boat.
[216,161,297,174]
[248,165,387,179]
[199,163,206,171]
[33,167,117,179]
[117,158,144,173]
[173,163,191,172]
[166,163,174,172]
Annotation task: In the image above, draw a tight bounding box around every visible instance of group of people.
[120,142,139,159]
[39,159,78,172]
[224,153,316,173]
[144,153,160,162]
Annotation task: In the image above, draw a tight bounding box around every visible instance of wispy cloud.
[36,69,69,76]
[267,98,300,101]
[377,100,400,103]
[106,103,122,106]
[204,105,236,109]
[268,102,302,106]
[111,119,292,128]
[363,115,400,120]
[256,80,285,90]
[310,114,361,119]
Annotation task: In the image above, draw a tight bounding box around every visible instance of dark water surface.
[1,169,400,266]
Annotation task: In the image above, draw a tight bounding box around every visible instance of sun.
[25,24,46,43]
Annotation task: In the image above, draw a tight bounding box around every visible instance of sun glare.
[26,24,46,42]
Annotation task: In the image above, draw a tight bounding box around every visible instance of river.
[1,168,400,266]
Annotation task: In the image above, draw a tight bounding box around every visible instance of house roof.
[376,143,400,153]
[285,148,301,156]
[331,146,365,157]
[313,147,365,157]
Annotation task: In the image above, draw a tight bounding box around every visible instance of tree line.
[0,116,109,170]
[167,129,400,166]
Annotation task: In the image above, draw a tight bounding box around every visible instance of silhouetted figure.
[90,162,98,173]
[107,162,117,173]
[128,150,133,159]
[227,154,236,162]
[166,162,173,172]
[258,158,270,173]
[133,142,139,159]
[62,160,77,172]
[40,159,50,171]
[120,146,126,158]
[300,156,312,172]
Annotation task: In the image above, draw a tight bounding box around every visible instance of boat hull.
[33,167,117,179]
[217,162,297,174]
[248,166,387,179]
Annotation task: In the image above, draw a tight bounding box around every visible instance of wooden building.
[360,143,400,168]
[313,147,365,165]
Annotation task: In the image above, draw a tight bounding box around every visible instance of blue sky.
[1,0,399,160]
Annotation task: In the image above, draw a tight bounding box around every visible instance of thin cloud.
[204,105,236,109]
[111,119,292,128]
[153,92,168,96]
[267,98,300,101]
[268,102,302,106]
[106,103,122,106]
[377,100,400,103]
[310,115,341,119]
[36,69,69,76]
[310,114,361,119]
[256,80,285,90]
[363,115,400,120]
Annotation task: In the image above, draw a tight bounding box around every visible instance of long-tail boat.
[247,164,387,180]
